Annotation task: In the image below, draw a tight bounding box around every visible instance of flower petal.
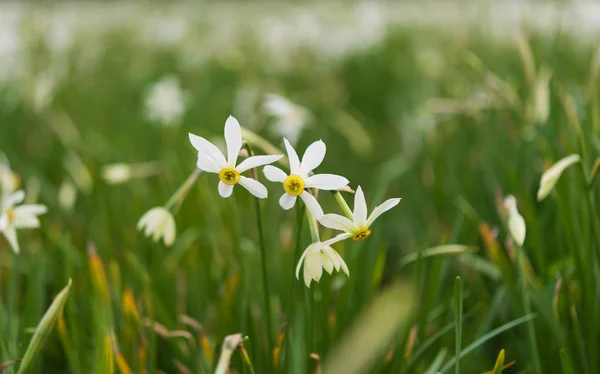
[162,214,177,246]
[13,214,40,229]
[3,190,25,209]
[306,249,323,284]
[322,246,341,271]
[218,181,234,198]
[300,191,324,218]
[537,154,581,201]
[236,155,283,173]
[196,154,222,173]
[279,193,297,210]
[322,233,353,247]
[296,247,310,279]
[353,186,368,228]
[300,140,326,175]
[2,225,19,253]
[318,214,356,233]
[239,176,268,199]
[508,213,526,247]
[283,138,300,175]
[366,198,401,227]
[304,174,349,190]
[263,165,288,182]
[14,204,47,216]
[189,133,227,167]
[320,249,334,274]
[224,115,243,166]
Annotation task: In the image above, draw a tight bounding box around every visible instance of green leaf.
[399,245,479,268]
[424,349,447,374]
[492,349,505,374]
[560,349,575,374]
[454,276,463,374]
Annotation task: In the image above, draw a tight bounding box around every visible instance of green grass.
[1,4,600,373]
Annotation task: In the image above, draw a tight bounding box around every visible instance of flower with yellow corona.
[295,240,349,288]
[263,138,349,218]
[137,207,176,246]
[0,190,47,254]
[189,116,282,198]
[318,186,400,245]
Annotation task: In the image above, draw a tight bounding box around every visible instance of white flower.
[0,190,47,254]
[504,195,526,247]
[537,154,581,201]
[102,162,160,185]
[137,207,176,247]
[144,76,187,127]
[189,116,283,199]
[264,94,309,145]
[318,186,401,244]
[0,163,18,199]
[295,240,349,288]
[263,138,349,218]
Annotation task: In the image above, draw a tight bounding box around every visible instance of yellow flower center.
[218,167,240,185]
[283,175,305,196]
[6,209,15,223]
[352,229,372,241]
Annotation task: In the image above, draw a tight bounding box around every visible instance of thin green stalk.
[515,244,541,374]
[164,168,202,212]
[332,191,353,219]
[306,209,320,243]
[454,276,463,374]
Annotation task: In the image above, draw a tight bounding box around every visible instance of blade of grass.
[454,276,463,374]
[424,348,447,374]
[399,245,478,268]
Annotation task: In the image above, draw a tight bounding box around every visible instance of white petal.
[224,115,243,166]
[300,140,326,175]
[239,176,268,199]
[321,249,334,274]
[263,165,288,182]
[508,212,526,246]
[162,214,177,246]
[218,182,234,198]
[279,193,297,210]
[340,257,350,276]
[188,133,227,167]
[366,198,401,227]
[13,204,47,216]
[0,214,7,230]
[322,233,353,247]
[196,154,222,173]
[318,214,356,233]
[2,225,19,253]
[296,248,309,279]
[236,155,283,173]
[283,138,300,175]
[137,208,158,230]
[537,154,581,201]
[300,191,324,218]
[304,174,349,190]
[353,186,368,228]
[303,262,313,288]
[307,250,323,281]
[3,190,25,209]
[322,246,341,271]
[13,214,40,229]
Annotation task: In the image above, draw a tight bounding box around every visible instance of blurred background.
[1,1,600,373]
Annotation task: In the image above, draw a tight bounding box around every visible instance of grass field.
[1,3,600,373]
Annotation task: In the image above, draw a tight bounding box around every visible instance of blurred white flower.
[144,76,188,127]
[504,195,526,247]
[141,15,188,47]
[318,186,401,243]
[137,207,176,247]
[537,154,581,201]
[0,162,19,200]
[189,115,282,199]
[0,190,47,254]
[296,240,349,288]
[263,138,349,218]
[102,162,160,185]
[58,180,77,211]
[264,94,309,146]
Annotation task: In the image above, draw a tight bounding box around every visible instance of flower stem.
[332,191,353,219]
[306,208,321,243]
[164,168,202,212]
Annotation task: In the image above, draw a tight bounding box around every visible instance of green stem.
[306,208,320,243]
[332,191,353,219]
[164,168,202,212]
[516,244,541,374]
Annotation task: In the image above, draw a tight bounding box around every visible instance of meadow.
[1,2,599,373]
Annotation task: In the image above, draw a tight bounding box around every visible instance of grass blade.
[560,349,575,374]
[399,245,478,268]
[440,313,536,373]
[454,276,463,374]
[492,349,505,374]
[17,279,72,373]
[424,348,447,374]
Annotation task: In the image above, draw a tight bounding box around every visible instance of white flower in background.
[144,76,187,127]
[0,190,47,254]
[318,186,401,243]
[189,116,283,199]
[0,163,18,199]
[504,195,526,247]
[296,239,349,288]
[102,162,160,185]
[263,138,349,218]
[137,207,176,247]
[264,94,309,146]
[537,154,581,201]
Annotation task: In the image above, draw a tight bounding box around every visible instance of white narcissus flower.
[137,207,176,247]
[189,116,283,199]
[0,190,47,254]
[504,195,526,247]
[263,138,349,218]
[318,186,401,244]
[264,94,309,146]
[144,76,188,127]
[537,154,581,201]
[295,240,349,288]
